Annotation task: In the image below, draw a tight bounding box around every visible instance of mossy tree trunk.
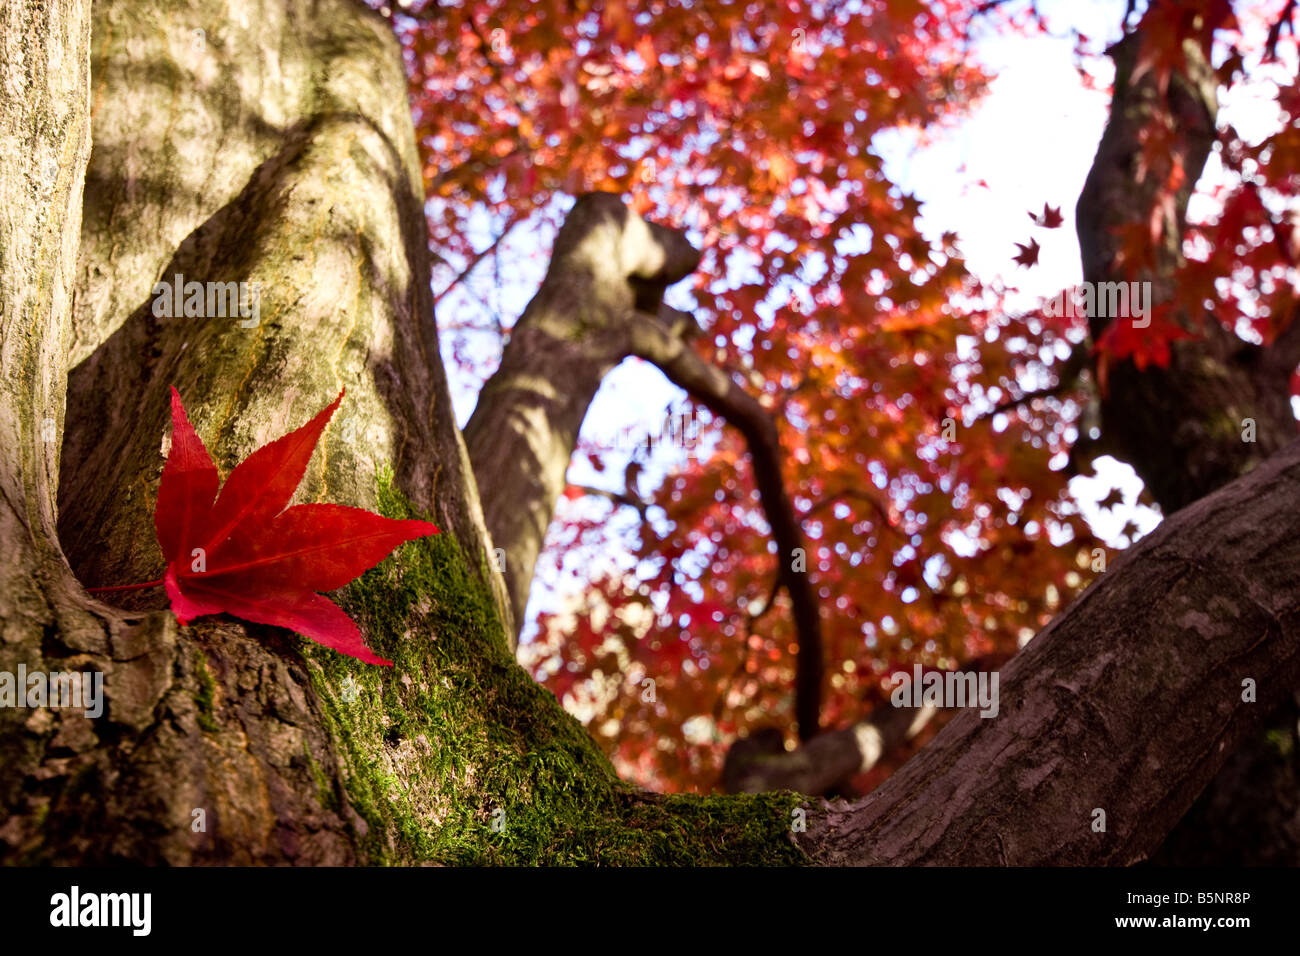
[4,0,1300,866]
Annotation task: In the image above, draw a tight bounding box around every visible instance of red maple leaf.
[1012,237,1040,268]
[1028,203,1064,229]
[153,387,437,665]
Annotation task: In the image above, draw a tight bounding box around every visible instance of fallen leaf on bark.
[146,387,437,665]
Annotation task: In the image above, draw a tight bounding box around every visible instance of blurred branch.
[628,305,826,740]
[570,483,648,520]
[804,486,905,540]
[434,214,521,305]
[977,341,1089,421]
[722,654,1009,795]
[1266,0,1298,61]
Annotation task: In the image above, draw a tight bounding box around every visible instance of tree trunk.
[797,437,1300,864]
[465,194,828,738]
[1077,31,1299,507]
[463,194,699,647]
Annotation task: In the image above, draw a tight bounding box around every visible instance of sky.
[433,0,1290,640]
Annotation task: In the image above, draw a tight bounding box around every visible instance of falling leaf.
[154,387,437,665]
[1028,203,1064,228]
[1013,238,1041,268]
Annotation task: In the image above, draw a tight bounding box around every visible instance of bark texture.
[465,194,828,738]
[60,0,508,631]
[4,0,1300,868]
[0,0,110,858]
[463,194,699,647]
[0,0,93,634]
[1077,31,1299,511]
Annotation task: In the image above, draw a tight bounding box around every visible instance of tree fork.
[464,193,828,738]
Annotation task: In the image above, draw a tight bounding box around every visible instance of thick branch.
[722,705,936,795]
[799,438,1300,864]
[462,194,696,644]
[1073,15,1300,863]
[722,656,1006,794]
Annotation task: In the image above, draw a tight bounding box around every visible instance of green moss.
[303,744,339,813]
[1209,410,1245,443]
[192,647,220,733]
[12,800,53,867]
[300,466,810,865]
[1265,728,1295,758]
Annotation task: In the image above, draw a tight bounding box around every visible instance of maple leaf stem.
[86,579,165,594]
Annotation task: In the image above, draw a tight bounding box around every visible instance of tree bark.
[60,0,508,629]
[1,0,806,867]
[462,194,699,648]
[1076,30,1299,510]
[465,194,828,738]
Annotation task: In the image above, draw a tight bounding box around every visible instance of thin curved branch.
[803,486,906,540]
[628,306,826,740]
[977,341,1089,422]
[434,213,521,305]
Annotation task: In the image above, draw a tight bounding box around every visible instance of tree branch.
[722,703,938,795]
[570,482,648,520]
[978,341,1089,421]
[802,486,905,540]
[628,307,826,740]
[800,438,1300,863]
[434,214,520,305]
[721,654,1008,795]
